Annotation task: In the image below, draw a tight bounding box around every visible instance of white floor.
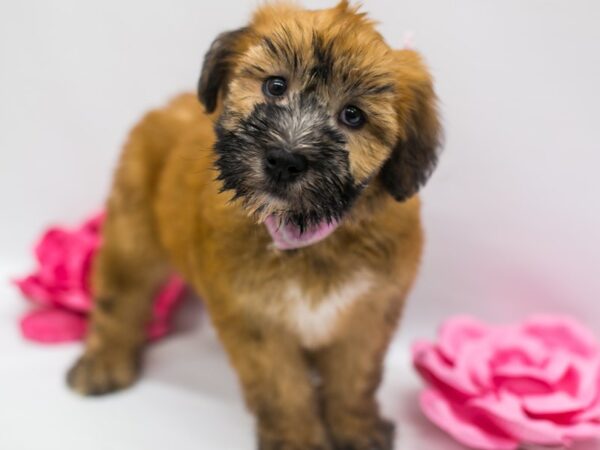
[2,262,599,450]
[0,263,456,450]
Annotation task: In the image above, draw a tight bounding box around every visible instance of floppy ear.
[380,50,442,202]
[197,27,249,114]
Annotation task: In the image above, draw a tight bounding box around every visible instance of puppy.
[67,2,441,449]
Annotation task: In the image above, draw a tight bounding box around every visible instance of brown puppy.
[67,2,441,449]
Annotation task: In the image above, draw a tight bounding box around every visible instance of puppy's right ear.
[198,27,249,114]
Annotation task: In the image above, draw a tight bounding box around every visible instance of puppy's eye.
[339,105,366,129]
[263,77,288,97]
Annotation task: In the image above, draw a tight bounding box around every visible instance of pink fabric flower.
[14,212,185,343]
[413,315,600,449]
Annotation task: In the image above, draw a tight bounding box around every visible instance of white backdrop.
[1,1,599,449]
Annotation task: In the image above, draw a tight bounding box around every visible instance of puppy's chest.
[268,272,374,349]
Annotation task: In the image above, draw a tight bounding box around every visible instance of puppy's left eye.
[339,105,366,129]
[263,77,288,97]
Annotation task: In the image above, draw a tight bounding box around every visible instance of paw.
[329,416,395,450]
[258,425,333,450]
[258,436,332,450]
[66,349,141,396]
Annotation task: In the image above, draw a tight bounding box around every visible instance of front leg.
[67,168,168,395]
[66,111,175,396]
[67,213,168,396]
[313,293,404,450]
[211,310,332,450]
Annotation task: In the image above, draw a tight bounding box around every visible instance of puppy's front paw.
[258,424,333,450]
[329,415,395,450]
[67,349,141,396]
[258,436,332,450]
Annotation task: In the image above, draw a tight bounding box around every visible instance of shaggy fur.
[67,2,441,449]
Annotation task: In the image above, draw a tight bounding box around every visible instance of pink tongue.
[264,215,339,250]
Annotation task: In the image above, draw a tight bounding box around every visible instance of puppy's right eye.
[263,77,288,97]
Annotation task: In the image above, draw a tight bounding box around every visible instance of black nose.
[265,149,308,182]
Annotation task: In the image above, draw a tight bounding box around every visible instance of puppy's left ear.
[380,50,443,202]
[197,27,249,114]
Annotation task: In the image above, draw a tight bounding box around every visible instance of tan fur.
[67,3,440,449]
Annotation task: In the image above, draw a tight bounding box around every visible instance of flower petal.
[489,329,550,367]
[573,360,600,422]
[491,351,573,397]
[438,315,489,363]
[81,212,105,234]
[420,389,518,450]
[457,331,553,394]
[58,289,92,313]
[522,315,599,358]
[20,309,88,343]
[413,341,481,401]
[13,275,56,306]
[151,276,185,320]
[523,391,590,419]
[494,350,570,386]
[577,400,600,422]
[35,229,75,287]
[146,275,186,340]
[472,390,600,445]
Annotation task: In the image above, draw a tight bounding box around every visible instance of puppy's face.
[198,2,441,239]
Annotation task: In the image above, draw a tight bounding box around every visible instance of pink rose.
[15,213,103,313]
[413,315,600,449]
[14,212,185,343]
